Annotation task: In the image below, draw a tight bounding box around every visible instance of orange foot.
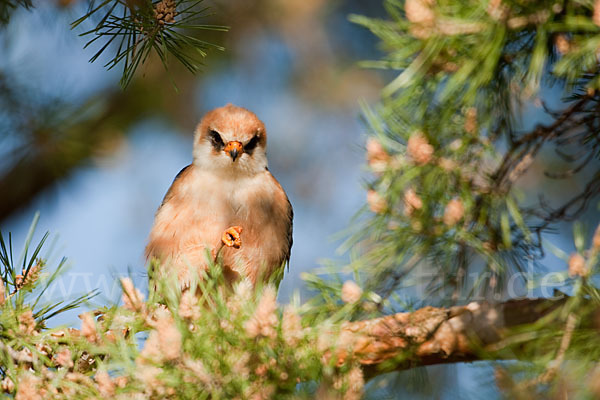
[221,226,243,249]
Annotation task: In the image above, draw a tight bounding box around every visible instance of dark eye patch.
[209,130,224,150]
[244,135,259,153]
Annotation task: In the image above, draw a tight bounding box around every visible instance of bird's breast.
[147,168,290,284]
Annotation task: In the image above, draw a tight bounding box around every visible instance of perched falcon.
[145,104,293,286]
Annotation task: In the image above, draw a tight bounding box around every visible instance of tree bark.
[331,298,571,378]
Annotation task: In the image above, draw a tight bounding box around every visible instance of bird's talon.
[222,226,243,248]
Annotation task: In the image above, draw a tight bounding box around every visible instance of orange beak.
[224,141,243,162]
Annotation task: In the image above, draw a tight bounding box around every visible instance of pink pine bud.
[341,281,363,304]
[367,190,387,214]
[443,199,465,226]
[407,132,434,165]
[568,253,587,278]
[403,188,423,216]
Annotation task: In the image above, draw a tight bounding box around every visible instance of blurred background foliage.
[0,0,387,306]
[1,0,600,398]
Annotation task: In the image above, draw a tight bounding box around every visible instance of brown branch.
[0,70,198,223]
[493,94,593,192]
[332,297,573,378]
[0,85,160,223]
[535,312,577,384]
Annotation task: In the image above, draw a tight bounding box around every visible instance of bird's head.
[193,104,268,175]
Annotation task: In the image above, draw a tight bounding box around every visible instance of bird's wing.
[145,164,194,262]
[158,165,192,210]
[284,196,293,268]
[265,174,293,288]
[266,169,293,269]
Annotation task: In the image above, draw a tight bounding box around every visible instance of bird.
[145,104,293,288]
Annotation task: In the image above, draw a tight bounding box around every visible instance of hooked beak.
[224,141,243,162]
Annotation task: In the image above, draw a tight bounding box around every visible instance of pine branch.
[0,0,32,26]
[0,342,34,364]
[492,93,596,191]
[72,0,227,88]
[334,297,572,379]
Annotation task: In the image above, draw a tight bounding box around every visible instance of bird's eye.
[209,130,224,149]
[244,135,259,153]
